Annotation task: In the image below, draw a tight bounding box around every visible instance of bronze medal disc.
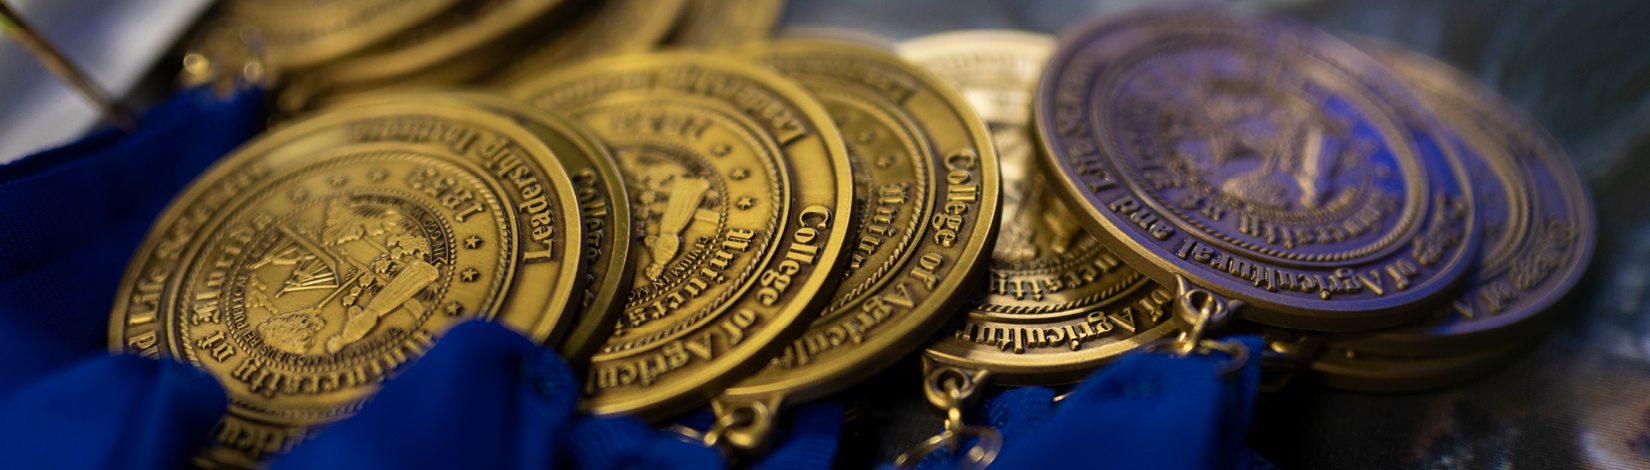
[511,52,856,420]
[108,103,586,466]
[1034,8,1481,331]
[1322,45,1597,356]
[709,40,1000,444]
[901,30,1178,385]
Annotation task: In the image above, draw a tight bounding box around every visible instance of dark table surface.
[780,1,1650,468]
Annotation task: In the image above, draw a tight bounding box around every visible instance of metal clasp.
[894,357,1002,470]
[1141,275,1250,378]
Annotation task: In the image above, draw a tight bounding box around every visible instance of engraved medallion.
[1322,45,1595,356]
[706,40,1000,450]
[223,0,464,70]
[492,0,689,85]
[276,0,570,112]
[900,30,1177,385]
[333,91,636,363]
[108,103,586,466]
[670,0,786,48]
[511,52,855,420]
[1035,8,1481,331]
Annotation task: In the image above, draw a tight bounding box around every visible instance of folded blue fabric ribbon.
[896,337,1266,470]
[0,88,1269,470]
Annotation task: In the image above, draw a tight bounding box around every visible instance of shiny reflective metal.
[223,0,463,70]
[511,51,856,420]
[671,0,786,48]
[709,39,1002,454]
[1034,7,1481,332]
[492,0,688,85]
[108,103,587,467]
[902,30,1178,388]
[1327,42,1597,356]
[893,358,1001,470]
[326,90,636,364]
[276,0,570,112]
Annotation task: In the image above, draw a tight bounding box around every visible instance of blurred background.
[4,0,1650,468]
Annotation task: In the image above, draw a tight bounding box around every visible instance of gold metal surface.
[328,91,638,364]
[711,39,1001,452]
[670,0,786,48]
[223,0,465,70]
[492,0,688,86]
[108,103,586,466]
[511,51,856,420]
[275,0,570,113]
[901,30,1177,385]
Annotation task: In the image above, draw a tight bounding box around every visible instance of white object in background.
[0,0,214,163]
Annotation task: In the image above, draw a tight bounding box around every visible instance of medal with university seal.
[512,51,856,421]
[1328,43,1597,356]
[699,40,1001,454]
[1035,7,1481,333]
[881,31,1176,469]
[900,30,1178,386]
[331,91,636,364]
[108,103,586,467]
[1306,43,1596,391]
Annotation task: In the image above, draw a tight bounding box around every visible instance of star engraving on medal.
[876,154,897,169]
[327,174,349,187]
[443,301,464,316]
[710,143,732,157]
[729,168,750,180]
[460,268,480,282]
[367,168,389,182]
[857,131,879,144]
[289,186,309,202]
[464,235,483,249]
[735,196,756,210]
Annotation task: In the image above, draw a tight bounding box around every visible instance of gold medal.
[327,91,637,363]
[108,103,586,466]
[706,40,1001,453]
[512,51,856,420]
[492,0,689,86]
[275,0,571,112]
[223,0,464,71]
[670,0,787,48]
[900,30,1178,386]
[885,31,1175,468]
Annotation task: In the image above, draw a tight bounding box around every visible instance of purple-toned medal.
[1309,43,1596,392]
[1035,7,1481,332]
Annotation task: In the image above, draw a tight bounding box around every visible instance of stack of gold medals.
[115,2,1595,467]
